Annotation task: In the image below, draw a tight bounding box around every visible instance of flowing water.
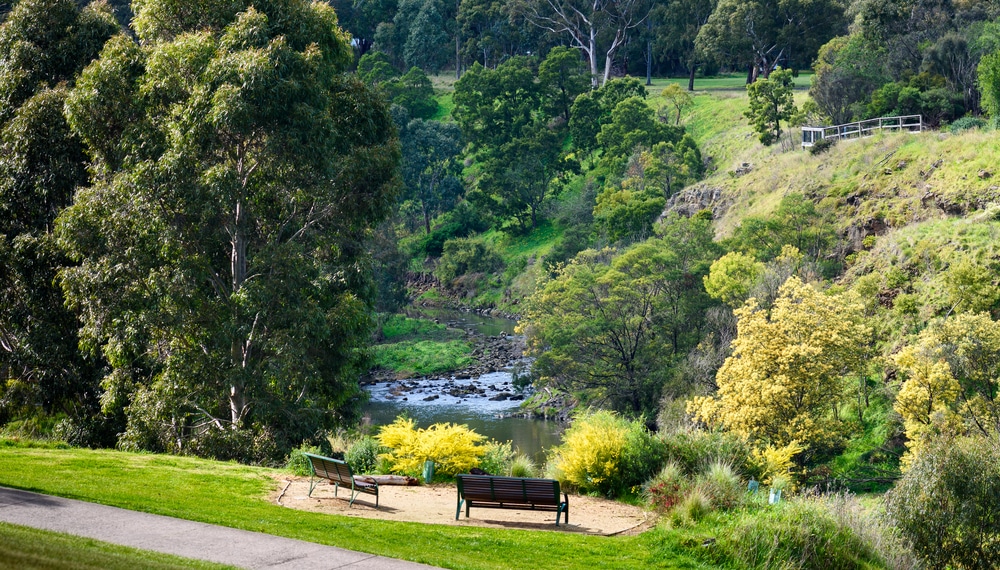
[364,309,564,464]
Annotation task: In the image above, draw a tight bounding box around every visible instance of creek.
[363,308,564,464]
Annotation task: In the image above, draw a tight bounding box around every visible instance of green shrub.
[434,237,504,285]
[807,136,836,155]
[345,436,387,475]
[286,443,323,476]
[948,116,986,133]
[643,461,687,512]
[709,498,884,570]
[546,409,666,497]
[478,440,514,475]
[885,436,1000,570]
[413,202,488,257]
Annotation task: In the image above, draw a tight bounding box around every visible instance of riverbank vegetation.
[4,0,1000,567]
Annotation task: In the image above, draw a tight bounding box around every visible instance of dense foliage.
[0,0,118,444]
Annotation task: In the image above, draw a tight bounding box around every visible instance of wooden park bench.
[303,453,379,507]
[455,474,568,525]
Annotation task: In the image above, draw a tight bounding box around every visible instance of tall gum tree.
[0,0,118,440]
[57,0,400,460]
[522,0,650,86]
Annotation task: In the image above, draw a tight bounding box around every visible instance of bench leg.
[308,476,317,497]
[334,482,339,498]
[455,498,463,520]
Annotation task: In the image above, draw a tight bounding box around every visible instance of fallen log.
[356,475,420,486]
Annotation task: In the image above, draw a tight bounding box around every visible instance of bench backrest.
[457,475,560,505]
[304,453,353,484]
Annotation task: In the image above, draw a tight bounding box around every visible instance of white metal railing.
[801,115,923,148]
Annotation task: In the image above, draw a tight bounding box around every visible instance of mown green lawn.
[0,441,712,570]
[0,522,235,570]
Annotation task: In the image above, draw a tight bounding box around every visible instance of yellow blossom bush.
[687,277,867,450]
[376,417,486,476]
[891,312,1000,469]
[751,440,805,488]
[892,346,962,469]
[547,409,665,497]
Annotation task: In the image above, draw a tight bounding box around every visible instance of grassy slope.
[0,523,235,570]
[0,442,710,570]
[372,315,475,376]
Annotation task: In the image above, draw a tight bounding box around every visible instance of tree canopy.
[55,0,400,462]
[688,277,867,453]
[0,0,119,443]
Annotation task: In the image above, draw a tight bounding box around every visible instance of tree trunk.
[424,206,431,234]
[688,63,696,91]
[645,19,652,86]
[455,14,461,80]
[588,30,599,88]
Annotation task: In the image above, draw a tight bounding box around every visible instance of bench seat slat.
[456,474,568,525]
[304,453,379,507]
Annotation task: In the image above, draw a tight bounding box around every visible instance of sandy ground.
[271,476,653,536]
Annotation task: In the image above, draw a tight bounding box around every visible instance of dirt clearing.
[271,477,652,536]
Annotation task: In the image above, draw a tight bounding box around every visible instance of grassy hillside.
[700,129,1000,238]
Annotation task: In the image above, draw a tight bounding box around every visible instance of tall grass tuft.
[822,492,919,570]
[698,461,742,510]
[509,453,538,478]
[670,488,712,526]
[643,461,687,512]
[708,497,888,570]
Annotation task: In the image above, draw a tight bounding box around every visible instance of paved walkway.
[0,487,439,569]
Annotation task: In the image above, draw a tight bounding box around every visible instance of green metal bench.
[303,453,379,507]
[455,474,568,525]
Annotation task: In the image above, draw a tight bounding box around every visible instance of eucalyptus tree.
[0,0,118,439]
[522,0,651,86]
[57,0,400,461]
[458,0,536,68]
[539,46,591,122]
[520,215,718,413]
[473,119,577,231]
[651,0,717,90]
[696,0,846,82]
[400,119,464,234]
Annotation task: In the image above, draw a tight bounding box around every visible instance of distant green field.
[646,72,812,95]
[0,522,234,570]
[429,72,812,96]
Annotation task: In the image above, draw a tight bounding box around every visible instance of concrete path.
[0,487,440,569]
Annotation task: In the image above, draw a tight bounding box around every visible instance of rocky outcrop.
[662,183,732,220]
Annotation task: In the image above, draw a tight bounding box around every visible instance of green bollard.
[422,460,435,484]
